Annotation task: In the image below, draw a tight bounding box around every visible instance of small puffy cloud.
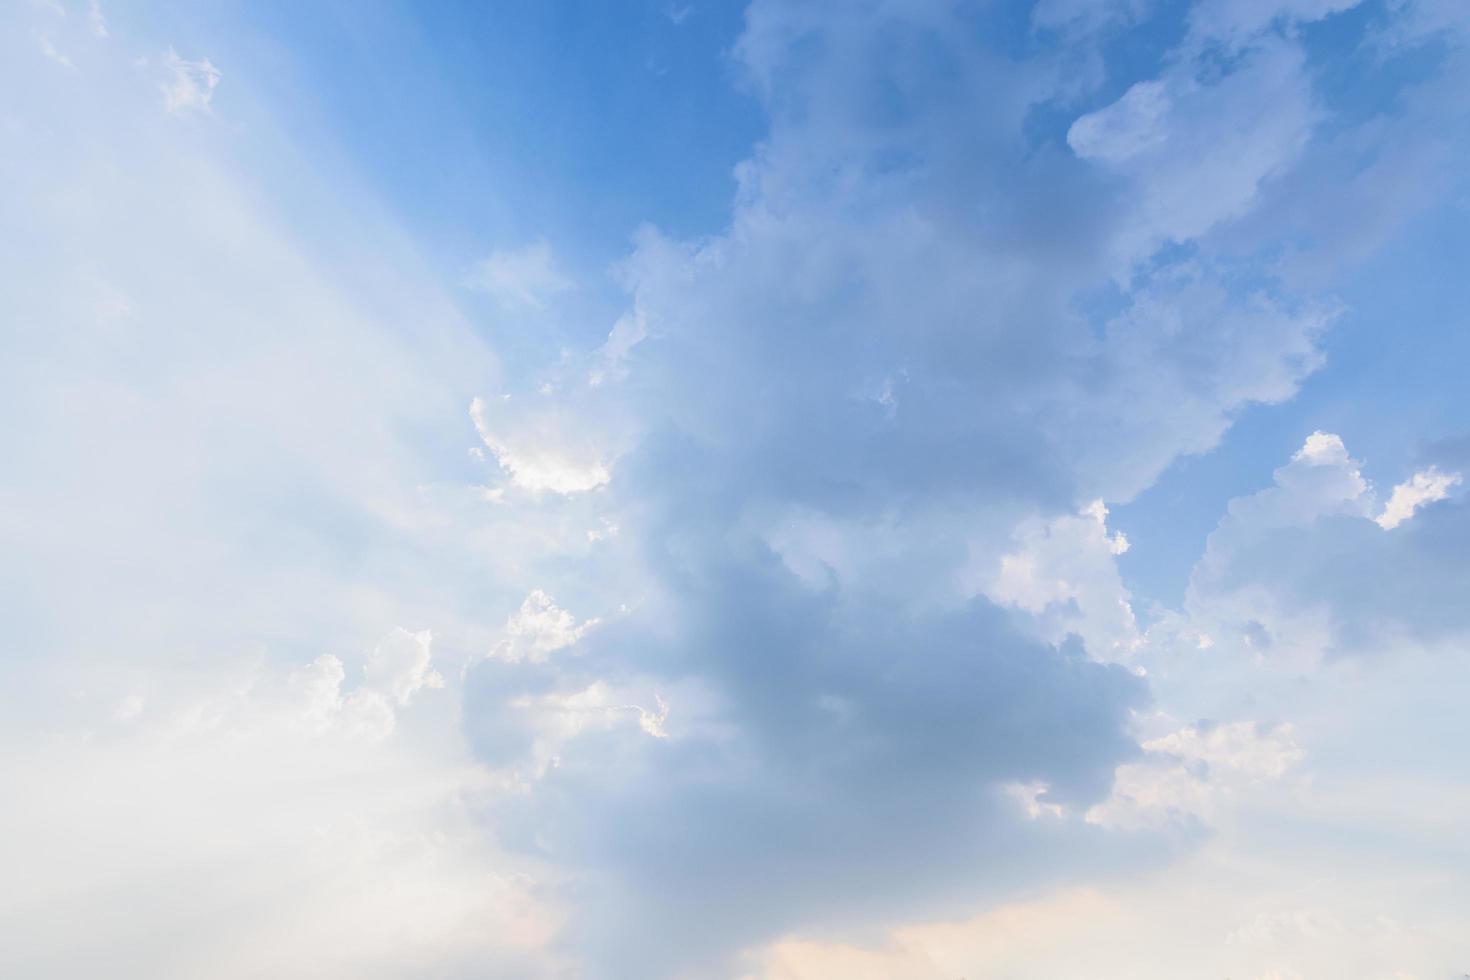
[363,627,444,705]
[161,48,220,113]
[1002,779,1069,820]
[1376,466,1461,529]
[470,395,611,494]
[981,499,1140,662]
[1294,429,1350,465]
[493,590,598,663]
[1229,431,1374,530]
[466,240,571,309]
[290,629,445,740]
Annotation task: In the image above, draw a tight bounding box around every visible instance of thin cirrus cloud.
[3,0,1470,978]
[466,239,573,309]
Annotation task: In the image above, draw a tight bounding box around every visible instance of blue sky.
[4,1,1470,977]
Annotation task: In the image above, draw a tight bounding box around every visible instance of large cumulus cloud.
[11,0,1470,977]
[456,1,1376,974]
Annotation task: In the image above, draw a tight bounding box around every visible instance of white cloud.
[289,630,443,740]
[363,627,445,705]
[161,48,220,113]
[1002,779,1068,820]
[981,499,1141,661]
[466,240,571,309]
[1376,466,1461,529]
[493,590,598,663]
[9,0,1470,977]
[1294,429,1348,465]
[1067,80,1170,164]
[469,395,612,494]
[1219,431,1375,531]
[1146,720,1303,779]
[1085,720,1302,830]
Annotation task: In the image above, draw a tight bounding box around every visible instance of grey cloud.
[452,0,1466,975]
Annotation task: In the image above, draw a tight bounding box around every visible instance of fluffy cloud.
[470,395,613,495]
[981,499,1142,662]
[291,628,445,739]
[755,423,1470,977]
[492,590,600,663]
[1086,720,1303,830]
[8,0,1470,977]
[445,1,1360,972]
[1187,432,1470,663]
[1376,466,1461,529]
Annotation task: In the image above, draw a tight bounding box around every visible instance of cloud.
[1067,80,1170,164]
[161,47,220,113]
[8,0,1470,977]
[290,629,442,740]
[1185,432,1470,663]
[466,240,572,309]
[1086,720,1303,830]
[439,2,1393,972]
[470,395,612,494]
[1376,466,1461,529]
[980,499,1142,662]
[492,590,599,663]
[1069,38,1320,267]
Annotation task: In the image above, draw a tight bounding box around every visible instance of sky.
[3,1,1469,978]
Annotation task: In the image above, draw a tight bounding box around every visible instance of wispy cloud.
[161,47,220,113]
[465,239,571,309]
